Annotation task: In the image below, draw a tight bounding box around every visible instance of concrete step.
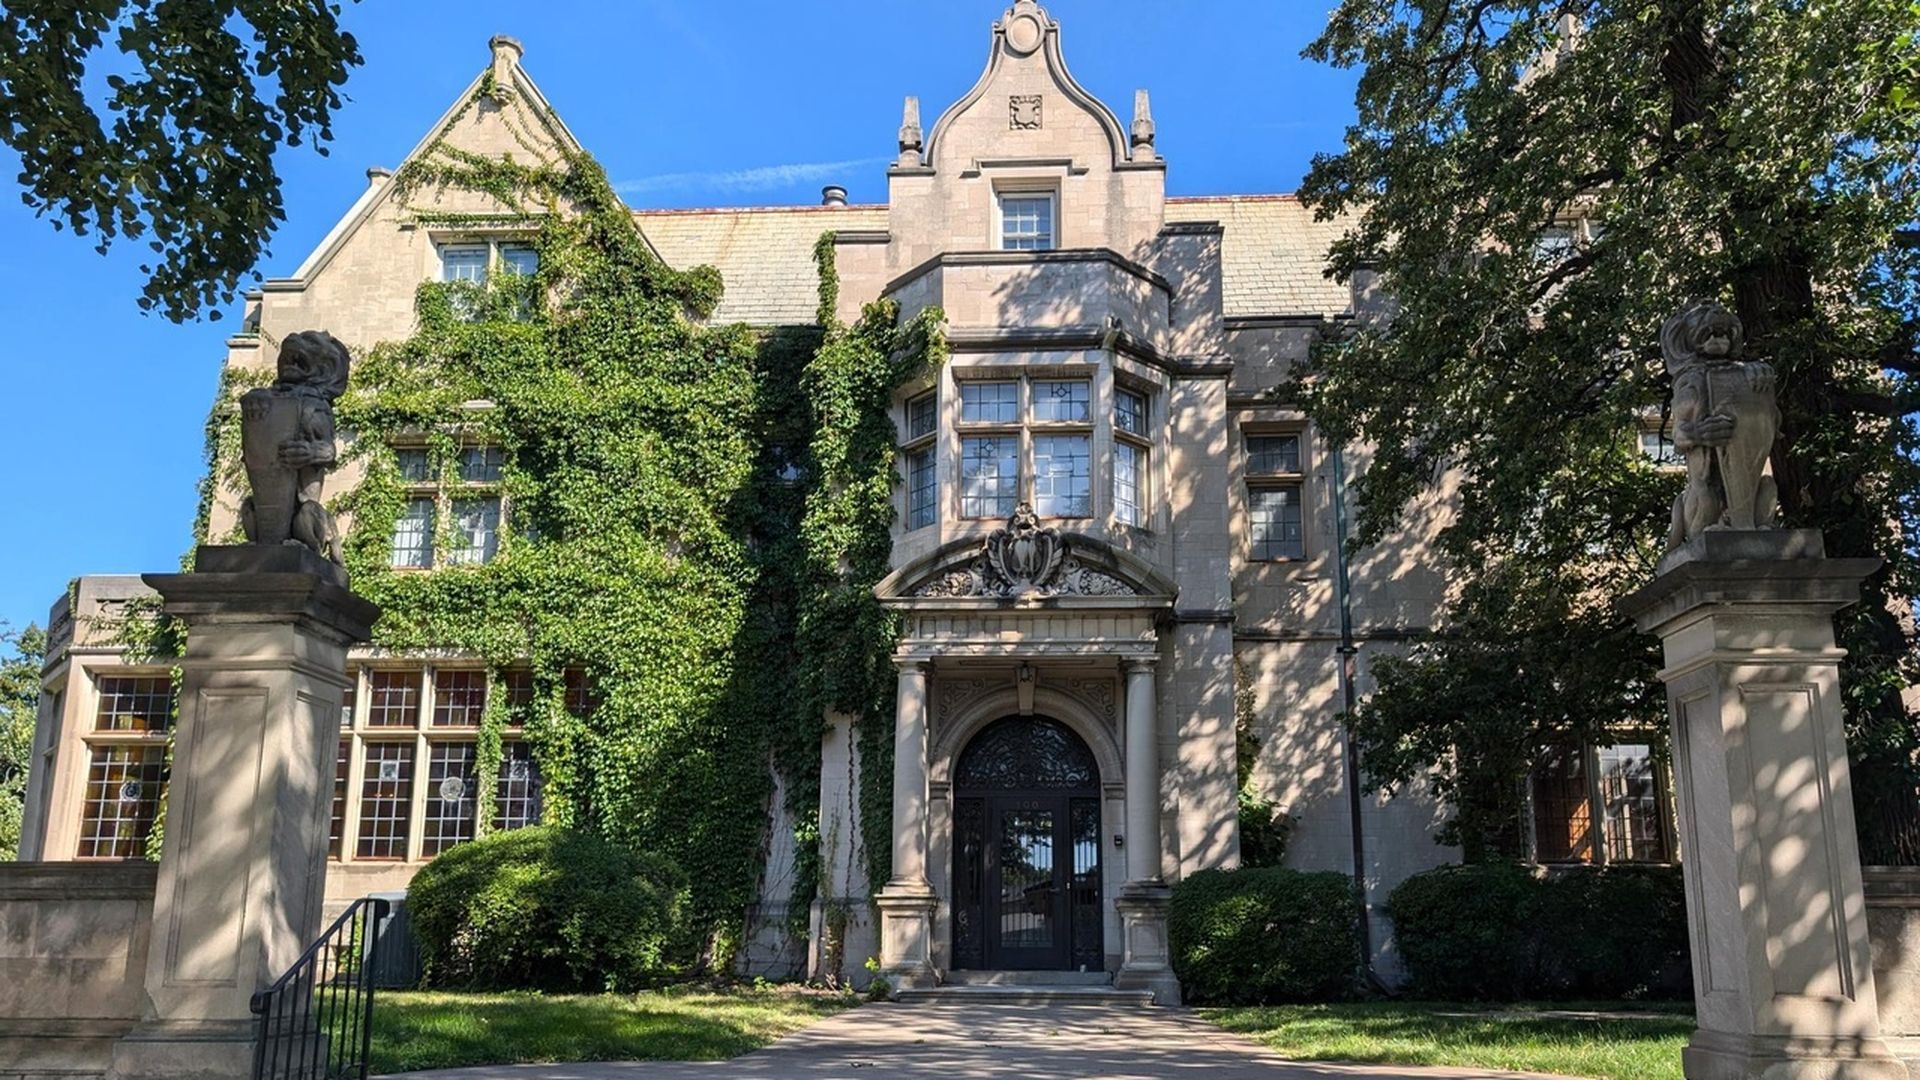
[943,969,1115,987]
[893,985,1157,1006]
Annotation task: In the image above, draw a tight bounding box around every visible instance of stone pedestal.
[111,546,377,1079]
[1625,530,1899,1080]
[1114,883,1181,1004]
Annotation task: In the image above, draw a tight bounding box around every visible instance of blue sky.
[0,1,1357,634]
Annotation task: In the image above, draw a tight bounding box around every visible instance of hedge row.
[1169,867,1364,1004]
[1387,863,1691,1000]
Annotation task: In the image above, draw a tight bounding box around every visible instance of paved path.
[384,1002,1566,1080]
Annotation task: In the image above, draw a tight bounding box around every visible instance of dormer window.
[999,193,1056,251]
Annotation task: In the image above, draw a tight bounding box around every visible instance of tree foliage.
[1299,0,1920,858]
[0,0,363,322]
[0,624,45,860]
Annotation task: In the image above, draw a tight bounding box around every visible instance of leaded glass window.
[356,743,414,860]
[447,497,501,566]
[1032,434,1091,518]
[391,498,435,569]
[1114,441,1143,527]
[908,447,937,530]
[962,437,1019,520]
[76,745,165,858]
[1249,487,1304,561]
[1031,380,1091,424]
[431,669,486,727]
[494,742,544,831]
[1115,388,1147,437]
[961,382,1020,425]
[422,742,478,856]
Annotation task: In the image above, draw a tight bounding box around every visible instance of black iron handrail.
[250,896,389,1080]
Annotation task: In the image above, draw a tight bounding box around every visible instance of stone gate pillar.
[1626,530,1899,1080]
[111,546,377,1079]
[875,658,938,990]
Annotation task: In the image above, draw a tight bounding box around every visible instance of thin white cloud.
[614,157,888,198]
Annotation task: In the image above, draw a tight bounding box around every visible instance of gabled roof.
[277,38,591,288]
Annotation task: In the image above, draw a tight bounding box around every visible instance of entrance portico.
[873,508,1182,1002]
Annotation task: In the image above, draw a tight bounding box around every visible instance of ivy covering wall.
[190,89,946,963]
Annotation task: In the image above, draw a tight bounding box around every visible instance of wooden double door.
[950,717,1104,972]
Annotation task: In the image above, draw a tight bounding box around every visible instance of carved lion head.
[1661,300,1745,374]
[275,331,351,399]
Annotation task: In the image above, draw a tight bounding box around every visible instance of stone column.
[874,658,938,989]
[1625,530,1899,1080]
[112,546,377,1079]
[1115,657,1180,1004]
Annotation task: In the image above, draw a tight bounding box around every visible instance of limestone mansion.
[14,3,1673,994]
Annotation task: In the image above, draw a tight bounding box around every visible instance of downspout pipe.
[1330,440,1382,989]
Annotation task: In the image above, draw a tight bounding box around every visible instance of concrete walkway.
[384,1002,1567,1080]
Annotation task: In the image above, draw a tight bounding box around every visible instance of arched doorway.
[951,716,1104,971]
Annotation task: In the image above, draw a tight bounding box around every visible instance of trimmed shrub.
[1170,867,1362,1004]
[1387,862,1691,1001]
[408,826,687,991]
[1386,863,1539,999]
[1530,865,1691,999]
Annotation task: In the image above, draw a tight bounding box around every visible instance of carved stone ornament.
[1011,94,1043,130]
[240,331,351,566]
[915,504,1139,599]
[1662,301,1781,552]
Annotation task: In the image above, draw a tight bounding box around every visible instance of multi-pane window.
[962,437,1020,520]
[356,742,414,860]
[961,382,1020,424]
[1531,743,1673,865]
[902,391,938,531]
[422,742,479,856]
[1000,193,1056,251]
[1640,429,1681,468]
[1032,381,1091,423]
[333,664,554,866]
[1114,388,1149,527]
[368,670,421,727]
[431,670,486,727]
[1245,432,1306,561]
[1114,442,1143,527]
[390,444,508,569]
[955,377,1100,521]
[494,742,544,831]
[77,745,166,859]
[439,241,539,322]
[76,674,173,859]
[1032,435,1091,518]
[329,739,350,859]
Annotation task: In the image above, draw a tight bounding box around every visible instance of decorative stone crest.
[1663,301,1781,552]
[240,331,351,566]
[1010,95,1043,130]
[914,504,1139,599]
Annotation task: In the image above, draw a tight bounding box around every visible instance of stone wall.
[0,862,157,1080]
[1867,866,1920,1070]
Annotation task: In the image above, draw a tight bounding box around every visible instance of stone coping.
[0,860,158,901]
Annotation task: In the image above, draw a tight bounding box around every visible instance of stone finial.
[898,96,925,167]
[1131,89,1157,159]
[1663,301,1781,551]
[489,34,523,93]
[240,332,351,567]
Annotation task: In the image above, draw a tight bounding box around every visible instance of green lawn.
[1205,1002,1694,1080]
[368,986,855,1075]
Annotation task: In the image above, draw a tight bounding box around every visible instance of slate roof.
[633,194,1348,327]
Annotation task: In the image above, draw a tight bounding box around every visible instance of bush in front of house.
[1169,866,1363,1004]
[408,826,687,991]
[1386,862,1540,999]
[1387,862,1691,1001]
[1528,864,1691,999]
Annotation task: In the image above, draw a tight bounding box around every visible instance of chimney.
[366,166,393,188]
[821,185,850,208]
[489,35,524,89]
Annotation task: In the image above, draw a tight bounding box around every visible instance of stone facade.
[21,5,1531,990]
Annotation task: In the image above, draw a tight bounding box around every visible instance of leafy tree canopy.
[0,623,45,861]
[0,0,363,322]
[1298,0,1920,859]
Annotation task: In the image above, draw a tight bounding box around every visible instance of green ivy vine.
[180,115,945,965]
